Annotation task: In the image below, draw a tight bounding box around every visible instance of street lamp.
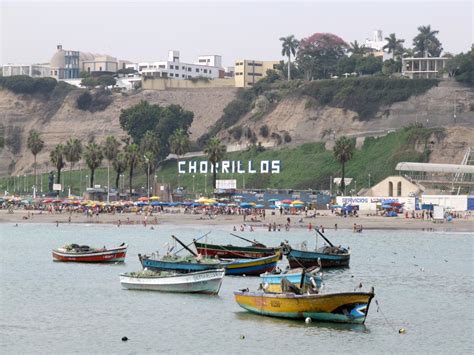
[85,175,88,191]
[143,156,150,199]
[204,174,207,194]
[368,173,371,188]
[192,174,195,193]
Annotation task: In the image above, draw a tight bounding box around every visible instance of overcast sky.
[1,0,472,66]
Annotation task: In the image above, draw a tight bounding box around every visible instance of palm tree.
[83,142,104,188]
[140,131,160,194]
[50,144,66,184]
[279,35,299,81]
[112,151,127,191]
[27,130,44,189]
[204,137,226,190]
[125,143,141,199]
[348,40,368,56]
[383,33,405,58]
[103,136,120,201]
[333,136,355,195]
[169,128,189,187]
[413,25,442,57]
[64,138,83,193]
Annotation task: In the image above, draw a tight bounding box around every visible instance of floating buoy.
[240,335,245,340]
[305,317,312,324]
[399,328,406,334]
[122,336,128,342]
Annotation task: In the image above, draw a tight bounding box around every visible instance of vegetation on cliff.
[301,77,439,119]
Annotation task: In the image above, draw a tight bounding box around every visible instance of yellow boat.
[234,288,374,324]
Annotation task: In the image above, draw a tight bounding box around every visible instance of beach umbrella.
[217,202,227,207]
[138,196,149,202]
[291,200,305,205]
[267,198,279,203]
[281,203,290,208]
[150,196,160,200]
[42,199,53,203]
[292,204,304,208]
[281,199,292,204]
[331,204,342,208]
[381,204,392,209]
[255,204,265,209]
[240,202,252,208]
[269,205,278,209]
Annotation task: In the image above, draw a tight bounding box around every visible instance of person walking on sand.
[308,222,312,231]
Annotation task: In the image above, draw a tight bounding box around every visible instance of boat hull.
[120,269,225,294]
[286,249,350,268]
[234,291,374,324]
[140,257,224,273]
[52,245,127,263]
[224,253,280,276]
[140,253,279,276]
[194,241,279,259]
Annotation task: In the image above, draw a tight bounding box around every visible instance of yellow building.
[234,59,280,88]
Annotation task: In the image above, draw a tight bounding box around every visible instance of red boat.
[52,243,127,263]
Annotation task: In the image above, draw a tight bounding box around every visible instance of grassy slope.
[0,127,439,196]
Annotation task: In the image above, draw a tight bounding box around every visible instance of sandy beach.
[1,208,473,232]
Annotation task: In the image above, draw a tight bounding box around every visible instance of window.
[170,65,174,69]
[397,182,402,197]
[196,68,199,72]
[188,68,191,71]
[99,66,102,71]
[388,181,393,197]
[204,69,208,73]
[188,75,191,78]
[247,82,253,86]
[182,74,185,78]
[254,63,262,67]
[182,66,185,70]
[169,73,173,77]
[159,65,165,69]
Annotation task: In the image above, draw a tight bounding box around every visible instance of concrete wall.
[369,176,420,197]
[421,195,468,210]
[142,77,235,90]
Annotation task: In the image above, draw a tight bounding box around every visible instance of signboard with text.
[178,160,281,174]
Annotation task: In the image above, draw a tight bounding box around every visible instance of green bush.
[302,77,438,119]
[77,91,92,110]
[76,89,113,112]
[259,124,269,137]
[229,126,243,140]
[0,75,58,95]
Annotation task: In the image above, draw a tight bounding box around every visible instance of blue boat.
[139,253,280,276]
[260,267,323,292]
[283,246,350,268]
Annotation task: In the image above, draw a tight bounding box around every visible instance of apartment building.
[127,50,223,80]
[402,57,450,79]
[234,59,280,88]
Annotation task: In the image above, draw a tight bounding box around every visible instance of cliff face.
[1,79,473,177]
[223,79,473,147]
[0,87,238,176]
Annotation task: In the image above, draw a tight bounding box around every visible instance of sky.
[1,0,472,67]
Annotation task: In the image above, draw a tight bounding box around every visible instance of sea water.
[0,223,472,354]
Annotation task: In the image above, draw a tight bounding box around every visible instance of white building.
[127,50,223,80]
[2,63,50,78]
[365,30,387,51]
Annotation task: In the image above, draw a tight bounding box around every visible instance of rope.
[375,299,397,332]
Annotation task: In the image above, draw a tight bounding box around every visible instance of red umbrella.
[281,199,292,204]
[42,199,53,203]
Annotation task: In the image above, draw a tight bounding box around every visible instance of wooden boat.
[234,287,375,324]
[139,252,280,276]
[194,234,280,259]
[282,230,350,268]
[283,245,350,268]
[120,269,225,294]
[223,252,280,276]
[52,243,127,263]
[260,267,322,293]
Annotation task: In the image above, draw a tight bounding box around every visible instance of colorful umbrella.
[291,200,305,205]
[281,199,292,204]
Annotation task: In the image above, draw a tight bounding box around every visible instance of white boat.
[119,269,225,295]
